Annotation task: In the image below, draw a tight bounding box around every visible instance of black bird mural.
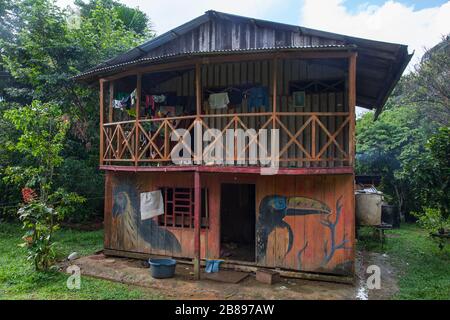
[256,195,331,263]
[112,184,181,253]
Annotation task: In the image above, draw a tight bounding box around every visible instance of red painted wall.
[104,171,355,275]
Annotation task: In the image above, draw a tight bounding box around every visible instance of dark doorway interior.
[220,183,256,262]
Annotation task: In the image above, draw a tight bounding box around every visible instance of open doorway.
[220,183,256,262]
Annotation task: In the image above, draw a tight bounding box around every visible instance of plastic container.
[382,205,400,228]
[356,191,383,226]
[148,258,176,279]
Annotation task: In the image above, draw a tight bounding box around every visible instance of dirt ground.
[61,248,398,300]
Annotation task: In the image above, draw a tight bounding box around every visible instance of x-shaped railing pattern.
[102,113,350,165]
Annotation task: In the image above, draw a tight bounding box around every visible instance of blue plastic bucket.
[148,258,177,279]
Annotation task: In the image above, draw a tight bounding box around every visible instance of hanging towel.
[208,92,229,109]
[140,190,164,220]
[130,89,137,107]
[113,99,123,109]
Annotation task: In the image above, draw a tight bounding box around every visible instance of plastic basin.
[148,258,176,279]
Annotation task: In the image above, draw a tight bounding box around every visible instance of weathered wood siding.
[105,171,355,275]
[144,19,342,58]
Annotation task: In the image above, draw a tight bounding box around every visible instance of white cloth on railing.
[140,190,164,220]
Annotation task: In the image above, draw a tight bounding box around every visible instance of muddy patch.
[60,249,398,300]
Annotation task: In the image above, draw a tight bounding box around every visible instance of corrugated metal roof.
[74,10,412,114]
[74,44,353,79]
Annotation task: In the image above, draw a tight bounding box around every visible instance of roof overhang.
[73,10,412,115]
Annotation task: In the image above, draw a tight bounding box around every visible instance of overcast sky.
[56,0,450,68]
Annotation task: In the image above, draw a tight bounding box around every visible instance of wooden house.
[75,11,411,280]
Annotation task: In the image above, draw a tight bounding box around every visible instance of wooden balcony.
[101,111,352,170]
[98,52,357,174]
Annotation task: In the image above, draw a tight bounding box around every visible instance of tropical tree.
[0,0,153,221]
[3,101,85,270]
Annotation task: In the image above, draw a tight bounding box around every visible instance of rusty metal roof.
[74,10,412,115]
[74,44,352,79]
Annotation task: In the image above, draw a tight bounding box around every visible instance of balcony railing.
[101,112,351,168]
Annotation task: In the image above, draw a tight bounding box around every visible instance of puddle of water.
[355,278,369,300]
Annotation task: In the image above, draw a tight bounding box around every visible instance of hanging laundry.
[228,90,243,106]
[145,95,156,116]
[247,86,269,111]
[140,190,164,220]
[208,92,229,109]
[130,89,137,107]
[113,99,123,109]
[119,94,131,110]
[152,94,166,104]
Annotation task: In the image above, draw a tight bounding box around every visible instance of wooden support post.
[193,170,201,280]
[348,53,357,166]
[99,79,105,166]
[348,52,357,274]
[272,57,278,129]
[107,81,114,162]
[195,63,202,116]
[194,63,202,164]
[108,81,114,123]
[135,74,142,167]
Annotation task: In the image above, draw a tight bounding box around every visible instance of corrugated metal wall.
[145,58,349,168]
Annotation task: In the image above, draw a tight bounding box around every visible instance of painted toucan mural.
[256,195,331,263]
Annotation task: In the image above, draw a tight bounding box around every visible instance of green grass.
[0,223,164,300]
[1,222,448,300]
[358,223,450,300]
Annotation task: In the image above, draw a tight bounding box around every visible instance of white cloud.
[300,0,450,68]
[56,0,450,67]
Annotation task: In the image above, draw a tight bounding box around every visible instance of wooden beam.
[103,59,197,82]
[348,53,357,167]
[201,50,355,65]
[99,165,354,175]
[108,81,114,123]
[135,74,142,167]
[99,79,105,166]
[272,57,278,119]
[193,171,201,280]
[195,62,202,116]
[96,49,354,82]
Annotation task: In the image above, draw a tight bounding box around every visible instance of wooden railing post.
[194,62,203,164]
[99,79,105,166]
[108,81,114,162]
[348,53,357,166]
[135,73,142,167]
[311,115,316,159]
[272,57,278,129]
[193,170,201,280]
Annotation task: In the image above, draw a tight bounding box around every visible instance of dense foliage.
[357,36,450,237]
[3,101,85,270]
[0,0,153,222]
